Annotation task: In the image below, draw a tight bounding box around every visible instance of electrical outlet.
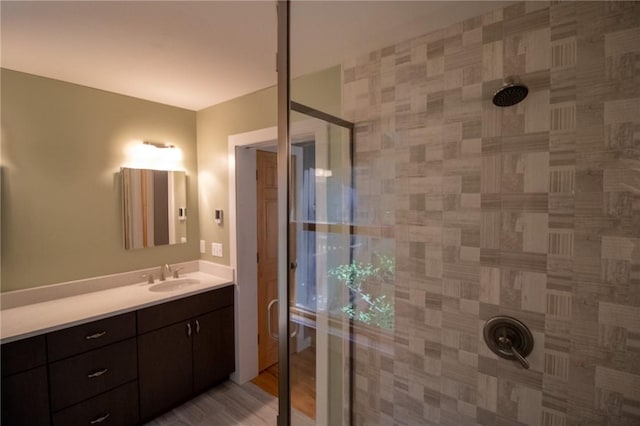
[211,242,223,257]
[200,240,206,254]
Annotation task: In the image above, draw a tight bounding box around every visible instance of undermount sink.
[148,278,201,292]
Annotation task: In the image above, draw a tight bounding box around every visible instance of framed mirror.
[121,167,187,249]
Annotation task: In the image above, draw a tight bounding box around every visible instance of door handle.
[267,299,278,340]
[267,299,299,340]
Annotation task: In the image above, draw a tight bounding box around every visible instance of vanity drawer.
[47,312,136,361]
[49,337,137,411]
[52,380,138,426]
[1,334,47,376]
[137,285,234,333]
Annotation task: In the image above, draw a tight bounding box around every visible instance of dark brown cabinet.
[1,334,48,375]
[47,312,136,362]
[49,337,138,411]
[137,286,235,421]
[52,381,139,426]
[193,306,235,393]
[1,366,51,426]
[1,335,50,426]
[44,313,139,426]
[0,285,234,426]
[138,321,194,419]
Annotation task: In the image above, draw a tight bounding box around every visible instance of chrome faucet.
[172,267,183,279]
[159,264,172,281]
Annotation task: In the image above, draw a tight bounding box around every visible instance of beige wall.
[0,65,341,290]
[196,65,342,265]
[1,69,200,291]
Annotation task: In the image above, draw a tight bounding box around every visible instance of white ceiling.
[1,1,511,111]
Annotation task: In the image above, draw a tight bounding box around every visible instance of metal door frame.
[277,1,355,424]
[276,1,292,424]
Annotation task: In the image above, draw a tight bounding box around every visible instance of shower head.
[492,78,528,107]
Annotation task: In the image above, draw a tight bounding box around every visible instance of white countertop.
[1,271,234,344]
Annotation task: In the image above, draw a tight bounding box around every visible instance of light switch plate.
[200,240,206,254]
[212,242,223,257]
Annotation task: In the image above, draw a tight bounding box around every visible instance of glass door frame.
[290,102,355,426]
[277,2,355,424]
[276,1,291,424]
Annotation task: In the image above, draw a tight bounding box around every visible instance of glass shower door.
[284,1,640,426]
[286,107,354,425]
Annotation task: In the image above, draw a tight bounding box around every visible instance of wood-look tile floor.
[144,380,314,426]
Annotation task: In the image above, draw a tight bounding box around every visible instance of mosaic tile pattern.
[343,1,640,425]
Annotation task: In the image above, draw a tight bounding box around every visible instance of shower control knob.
[483,316,534,369]
[496,335,529,369]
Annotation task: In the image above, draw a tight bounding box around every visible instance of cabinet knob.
[187,323,192,337]
[195,320,200,334]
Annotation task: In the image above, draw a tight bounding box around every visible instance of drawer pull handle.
[90,413,110,424]
[85,331,107,340]
[195,320,200,334]
[187,323,192,337]
[87,368,109,378]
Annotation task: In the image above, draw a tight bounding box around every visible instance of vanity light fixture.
[143,141,175,149]
[125,140,183,171]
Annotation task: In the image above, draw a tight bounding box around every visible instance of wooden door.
[192,306,235,393]
[257,150,279,371]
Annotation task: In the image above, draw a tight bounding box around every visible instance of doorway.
[252,148,317,420]
[256,149,280,373]
[228,105,354,424]
[227,123,321,422]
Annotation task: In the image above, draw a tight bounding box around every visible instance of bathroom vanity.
[137,285,234,421]
[0,270,235,426]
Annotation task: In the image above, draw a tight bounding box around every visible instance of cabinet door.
[138,321,193,421]
[1,366,50,426]
[1,335,47,377]
[193,306,235,393]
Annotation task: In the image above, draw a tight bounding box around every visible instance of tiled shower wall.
[343,1,640,425]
